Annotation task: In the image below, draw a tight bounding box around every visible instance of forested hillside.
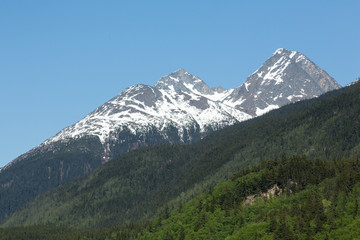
[2,156,360,239]
[2,82,360,229]
[129,156,360,239]
[0,136,104,223]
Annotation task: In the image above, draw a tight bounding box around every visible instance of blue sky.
[1,0,359,167]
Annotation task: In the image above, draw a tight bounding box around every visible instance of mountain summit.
[0,49,341,223]
[155,69,211,93]
[223,48,341,116]
[155,69,232,101]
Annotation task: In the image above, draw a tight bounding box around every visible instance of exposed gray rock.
[223,48,341,116]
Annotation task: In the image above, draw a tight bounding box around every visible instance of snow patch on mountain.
[256,104,279,116]
[262,56,290,85]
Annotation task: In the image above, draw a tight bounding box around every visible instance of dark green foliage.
[3,82,360,230]
[131,156,360,240]
[0,225,112,240]
[3,144,201,227]
[3,156,360,239]
[0,136,104,223]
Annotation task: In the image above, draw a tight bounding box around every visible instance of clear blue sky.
[1,0,359,167]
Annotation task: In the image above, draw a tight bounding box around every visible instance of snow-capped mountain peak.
[222,48,341,116]
[36,49,341,155]
[44,69,252,153]
[155,69,233,102]
[156,69,212,94]
[5,48,341,169]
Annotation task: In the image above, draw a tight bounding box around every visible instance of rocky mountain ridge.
[1,48,341,170]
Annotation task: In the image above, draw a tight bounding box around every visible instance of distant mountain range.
[0,48,341,223]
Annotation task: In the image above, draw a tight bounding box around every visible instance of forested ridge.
[2,156,360,239]
[1,82,360,239]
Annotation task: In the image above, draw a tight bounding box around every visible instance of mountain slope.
[4,81,360,228]
[2,156,360,240]
[133,156,360,240]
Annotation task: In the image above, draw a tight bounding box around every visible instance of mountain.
[4,80,360,229]
[223,48,341,116]
[44,69,251,162]
[0,48,341,224]
[3,49,340,167]
[3,69,250,170]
